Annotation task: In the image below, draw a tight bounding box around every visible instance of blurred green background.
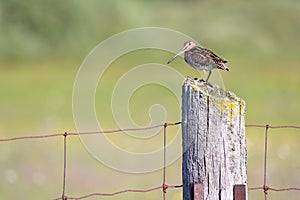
[0,0,299,199]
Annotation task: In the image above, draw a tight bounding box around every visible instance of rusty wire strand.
[0,122,182,142]
[246,124,300,129]
[0,133,63,142]
[249,186,300,192]
[53,185,183,200]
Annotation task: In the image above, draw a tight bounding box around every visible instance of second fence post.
[182,78,247,200]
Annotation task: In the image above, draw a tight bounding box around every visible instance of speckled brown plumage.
[167,41,230,82]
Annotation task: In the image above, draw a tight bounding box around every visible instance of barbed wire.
[0,122,300,199]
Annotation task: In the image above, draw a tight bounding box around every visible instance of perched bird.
[167,41,230,82]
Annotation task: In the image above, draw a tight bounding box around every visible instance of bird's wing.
[186,47,214,66]
[202,47,227,63]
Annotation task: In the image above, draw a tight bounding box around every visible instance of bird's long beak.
[167,49,185,64]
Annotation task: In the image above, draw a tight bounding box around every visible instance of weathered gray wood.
[182,77,247,200]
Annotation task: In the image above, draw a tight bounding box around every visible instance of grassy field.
[0,55,299,199]
[1,0,300,199]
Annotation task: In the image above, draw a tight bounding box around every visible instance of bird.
[167,41,230,82]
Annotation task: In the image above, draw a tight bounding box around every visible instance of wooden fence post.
[182,77,247,200]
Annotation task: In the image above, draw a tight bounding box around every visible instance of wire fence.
[246,124,300,200]
[1,122,300,199]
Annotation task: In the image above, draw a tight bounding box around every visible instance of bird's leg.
[205,70,212,82]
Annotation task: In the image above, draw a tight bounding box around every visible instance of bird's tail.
[218,63,230,71]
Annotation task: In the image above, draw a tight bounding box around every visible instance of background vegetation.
[0,0,299,199]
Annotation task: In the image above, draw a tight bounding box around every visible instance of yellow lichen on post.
[192,85,201,91]
[209,95,243,124]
